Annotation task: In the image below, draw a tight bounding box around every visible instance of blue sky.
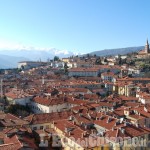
[0,0,150,54]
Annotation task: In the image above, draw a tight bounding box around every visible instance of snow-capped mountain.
[0,48,80,68]
[0,48,79,62]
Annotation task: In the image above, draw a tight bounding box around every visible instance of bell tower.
[145,38,149,53]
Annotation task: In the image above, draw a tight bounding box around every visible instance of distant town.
[0,39,150,150]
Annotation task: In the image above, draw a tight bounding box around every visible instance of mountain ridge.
[0,46,145,69]
[0,49,78,69]
[0,54,29,69]
[88,46,144,56]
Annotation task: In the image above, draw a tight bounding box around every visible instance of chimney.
[100,116,104,120]
[121,128,125,134]
[72,120,75,125]
[144,107,148,112]
[84,125,87,130]
[47,93,51,98]
[124,122,127,126]
[136,123,140,128]
[81,133,84,138]
[101,131,105,136]
[52,121,55,125]
[79,113,82,117]
[68,131,71,136]
[65,127,68,133]
[91,129,94,135]
[87,113,91,119]
[83,131,87,136]
[68,115,73,121]
[104,111,108,115]
[107,117,112,123]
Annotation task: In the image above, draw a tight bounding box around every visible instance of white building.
[50,61,64,68]
[68,68,100,77]
[18,61,46,70]
[30,96,68,114]
[101,72,115,82]
[5,89,32,105]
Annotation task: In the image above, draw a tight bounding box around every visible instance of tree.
[8,104,31,117]
[64,62,69,73]
[87,53,90,58]
[17,68,22,73]
[144,72,150,78]
[128,74,132,78]
[104,57,108,62]
[3,96,9,105]
[95,58,102,65]
[21,65,24,70]
[107,69,110,73]
[101,84,105,88]
[53,56,59,61]
[118,57,122,65]
[94,54,97,57]
[47,58,50,62]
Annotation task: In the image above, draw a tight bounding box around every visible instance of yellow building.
[62,58,70,63]
[137,39,150,58]
[53,119,110,150]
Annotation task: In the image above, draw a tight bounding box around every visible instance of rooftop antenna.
[1,79,3,98]
[147,38,149,45]
[42,76,45,85]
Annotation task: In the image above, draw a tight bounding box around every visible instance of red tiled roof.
[94,116,123,130]
[0,113,28,127]
[24,111,72,125]
[0,143,22,150]
[32,95,67,106]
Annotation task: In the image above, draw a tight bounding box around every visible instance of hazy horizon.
[0,0,150,54]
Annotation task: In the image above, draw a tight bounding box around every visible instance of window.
[148,134,150,140]
[46,125,49,129]
[101,146,104,150]
[127,138,132,144]
[33,127,37,130]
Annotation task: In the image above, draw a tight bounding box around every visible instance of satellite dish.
[120,118,124,123]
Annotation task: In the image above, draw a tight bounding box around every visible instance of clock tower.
[145,39,150,53]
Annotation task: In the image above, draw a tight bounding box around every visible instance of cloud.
[0,40,81,56]
[0,40,31,50]
[0,39,44,50]
[0,40,55,51]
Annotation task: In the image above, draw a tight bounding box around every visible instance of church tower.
[145,39,150,53]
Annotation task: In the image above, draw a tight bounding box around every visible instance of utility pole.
[42,76,45,85]
[0,79,3,98]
